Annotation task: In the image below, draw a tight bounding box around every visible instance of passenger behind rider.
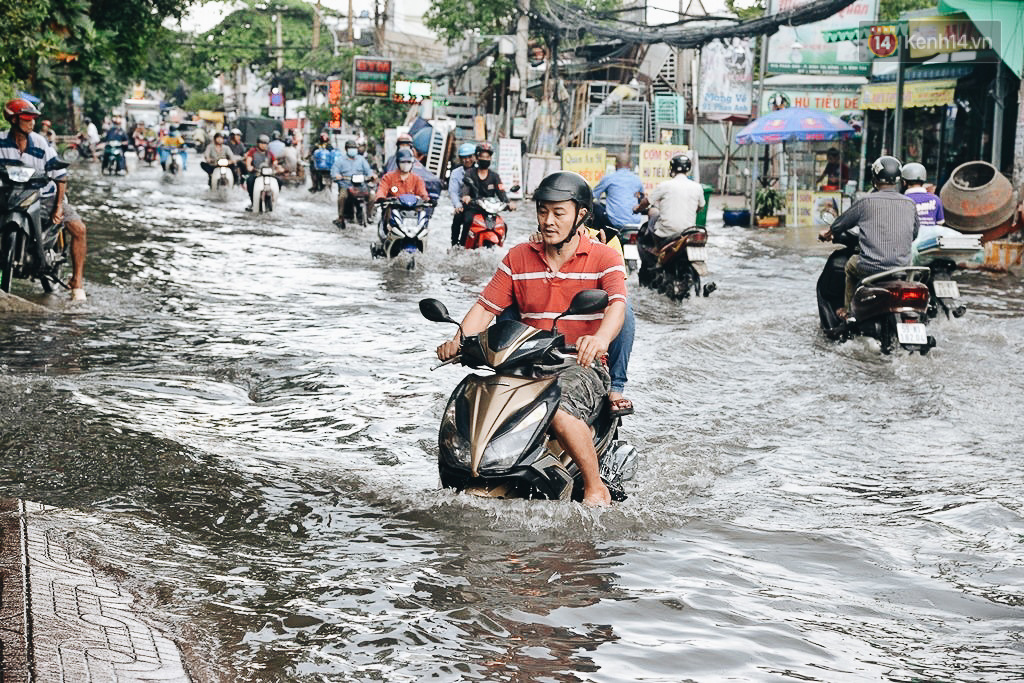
[637,154,705,247]
[226,128,247,184]
[818,155,920,320]
[39,119,57,147]
[243,134,283,210]
[331,139,375,228]
[158,126,187,171]
[448,142,476,246]
[592,153,644,238]
[901,162,944,228]
[1,98,88,300]
[267,130,286,161]
[459,142,514,245]
[308,131,333,193]
[200,131,236,185]
[437,171,627,506]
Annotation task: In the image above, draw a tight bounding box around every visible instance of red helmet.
[475,141,494,156]
[397,132,413,144]
[4,98,41,122]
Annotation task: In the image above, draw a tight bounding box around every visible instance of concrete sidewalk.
[0,499,190,682]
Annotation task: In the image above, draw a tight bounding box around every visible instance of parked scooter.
[817,229,936,355]
[101,141,126,175]
[0,161,71,294]
[925,257,967,320]
[419,289,637,501]
[372,194,432,261]
[250,167,280,214]
[463,197,509,249]
[637,225,717,300]
[209,158,235,199]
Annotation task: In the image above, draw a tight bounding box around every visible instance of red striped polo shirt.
[478,234,628,345]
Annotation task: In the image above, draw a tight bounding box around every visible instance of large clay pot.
[939,161,1016,233]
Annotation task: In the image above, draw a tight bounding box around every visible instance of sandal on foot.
[609,397,634,417]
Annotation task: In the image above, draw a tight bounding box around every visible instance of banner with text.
[761,89,861,115]
[860,80,956,110]
[638,144,698,195]
[767,0,877,76]
[699,38,753,116]
[497,138,524,200]
[353,57,392,99]
[560,148,607,187]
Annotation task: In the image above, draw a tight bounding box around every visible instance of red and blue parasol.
[734,107,855,145]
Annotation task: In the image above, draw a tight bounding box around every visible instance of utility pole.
[348,0,354,44]
[515,0,530,103]
[312,0,321,51]
[275,14,284,69]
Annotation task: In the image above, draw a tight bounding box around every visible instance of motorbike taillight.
[897,287,929,304]
[684,232,707,246]
[627,232,638,244]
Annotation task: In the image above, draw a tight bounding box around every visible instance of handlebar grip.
[562,345,577,353]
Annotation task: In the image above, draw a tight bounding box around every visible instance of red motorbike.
[464,197,508,249]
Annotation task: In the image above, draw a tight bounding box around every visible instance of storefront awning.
[860,79,957,110]
[937,0,1024,77]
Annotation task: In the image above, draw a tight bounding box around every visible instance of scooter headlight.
[480,403,548,471]
[439,400,470,468]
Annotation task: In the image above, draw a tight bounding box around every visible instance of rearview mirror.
[509,184,521,194]
[419,298,455,324]
[564,289,608,316]
[46,158,70,171]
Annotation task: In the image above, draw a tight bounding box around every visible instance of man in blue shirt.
[331,139,375,228]
[592,153,645,235]
[448,142,475,245]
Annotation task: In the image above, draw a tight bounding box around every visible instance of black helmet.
[475,141,494,156]
[345,139,357,149]
[669,154,691,176]
[901,162,926,184]
[871,155,902,185]
[533,171,593,213]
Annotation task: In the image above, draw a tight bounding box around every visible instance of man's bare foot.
[582,482,612,506]
[836,307,848,321]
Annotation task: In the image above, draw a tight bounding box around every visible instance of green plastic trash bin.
[696,184,713,227]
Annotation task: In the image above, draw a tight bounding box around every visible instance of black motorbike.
[0,160,71,294]
[101,140,126,175]
[637,224,716,300]
[419,290,638,502]
[925,257,967,320]
[817,230,936,355]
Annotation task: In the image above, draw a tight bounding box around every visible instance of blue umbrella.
[734,107,854,145]
[16,91,41,104]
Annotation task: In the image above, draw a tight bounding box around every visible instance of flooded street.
[2,160,1023,681]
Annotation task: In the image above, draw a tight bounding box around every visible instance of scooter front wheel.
[0,232,15,293]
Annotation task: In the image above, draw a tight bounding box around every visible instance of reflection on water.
[1,162,1023,681]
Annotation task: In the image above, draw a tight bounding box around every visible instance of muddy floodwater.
[1,160,1023,682]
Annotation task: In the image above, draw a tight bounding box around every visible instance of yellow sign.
[788,190,846,227]
[560,148,607,187]
[637,143,690,195]
[860,80,956,110]
[907,14,990,59]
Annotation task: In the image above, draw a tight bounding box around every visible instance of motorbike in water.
[142,136,159,166]
[617,223,643,274]
[62,135,93,164]
[0,161,71,294]
[463,197,509,249]
[420,289,638,502]
[925,257,967,320]
[250,167,280,214]
[101,141,126,175]
[637,225,717,300]
[340,174,373,227]
[209,158,235,199]
[162,146,186,176]
[817,230,936,355]
[371,194,432,263]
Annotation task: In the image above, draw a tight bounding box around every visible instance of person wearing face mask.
[375,148,429,223]
[459,142,513,245]
[331,139,375,228]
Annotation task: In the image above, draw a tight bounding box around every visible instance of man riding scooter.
[593,153,645,242]
[818,155,920,321]
[459,142,514,245]
[448,143,476,246]
[331,139,375,228]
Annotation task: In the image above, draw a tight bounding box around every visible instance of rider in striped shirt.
[437,172,626,506]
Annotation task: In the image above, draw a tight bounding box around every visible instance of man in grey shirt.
[819,155,919,318]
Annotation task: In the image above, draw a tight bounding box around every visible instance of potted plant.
[755,187,784,227]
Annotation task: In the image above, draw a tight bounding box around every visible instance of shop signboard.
[497,138,524,200]
[788,190,848,226]
[327,78,342,129]
[353,57,392,99]
[761,89,861,116]
[859,79,957,110]
[699,38,753,116]
[561,147,607,187]
[767,0,877,76]
[907,14,994,59]
[637,144,699,195]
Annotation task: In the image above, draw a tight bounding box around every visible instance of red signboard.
[327,78,342,129]
[353,57,392,99]
[868,25,899,58]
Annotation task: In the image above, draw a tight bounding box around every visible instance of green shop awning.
[937,0,1024,77]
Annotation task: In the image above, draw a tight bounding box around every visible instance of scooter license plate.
[933,280,959,299]
[896,322,928,345]
[686,246,707,262]
[623,244,639,263]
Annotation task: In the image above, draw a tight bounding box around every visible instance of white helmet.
[901,162,927,184]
